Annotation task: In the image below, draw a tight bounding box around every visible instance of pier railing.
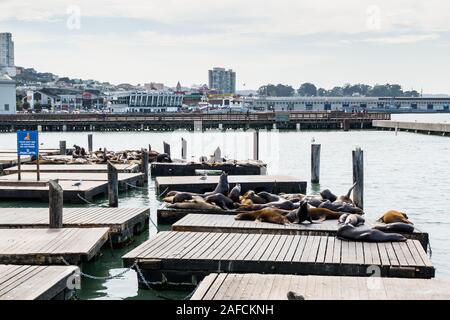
[0,111,391,132]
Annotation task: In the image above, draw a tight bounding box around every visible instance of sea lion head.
[296,201,312,223]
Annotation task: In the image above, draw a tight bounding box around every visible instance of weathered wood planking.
[157,203,233,225]
[0,172,144,203]
[122,231,435,288]
[0,265,79,300]
[155,175,307,194]
[0,228,109,265]
[192,273,450,300]
[0,207,149,245]
[172,214,429,251]
[151,162,267,177]
[4,163,140,174]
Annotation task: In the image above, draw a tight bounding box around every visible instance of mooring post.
[181,138,187,160]
[253,130,259,160]
[311,144,321,184]
[141,148,149,183]
[163,141,171,157]
[352,147,364,209]
[213,147,221,162]
[59,140,66,155]
[107,161,119,207]
[48,180,63,229]
[88,134,93,152]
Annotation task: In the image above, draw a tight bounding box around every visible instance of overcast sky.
[1,0,449,93]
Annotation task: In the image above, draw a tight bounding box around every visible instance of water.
[0,113,449,299]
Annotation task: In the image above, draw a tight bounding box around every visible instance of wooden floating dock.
[192,273,450,300]
[157,203,232,225]
[172,214,429,251]
[0,172,144,203]
[373,120,450,136]
[123,231,434,288]
[155,175,307,195]
[151,162,267,177]
[0,265,79,300]
[0,228,109,265]
[3,163,140,174]
[0,207,149,245]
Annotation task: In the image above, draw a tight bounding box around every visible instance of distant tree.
[317,88,327,96]
[328,86,344,96]
[297,83,317,96]
[34,103,42,113]
[258,84,294,97]
[403,90,420,97]
[275,84,295,96]
[22,102,30,110]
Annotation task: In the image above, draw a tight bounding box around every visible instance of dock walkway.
[122,231,434,287]
[192,273,450,300]
[0,228,109,264]
[373,120,450,136]
[0,265,79,300]
[155,175,307,195]
[151,162,266,177]
[172,214,429,250]
[3,163,140,174]
[0,207,149,244]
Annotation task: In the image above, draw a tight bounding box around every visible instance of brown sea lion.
[204,172,229,196]
[172,192,193,203]
[338,213,365,226]
[279,193,306,203]
[377,210,412,224]
[335,183,357,205]
[167,199,222,211]
[235,208,289,225]
[257,191,280,203]
[240,191,266,204]
[308,205,343,221]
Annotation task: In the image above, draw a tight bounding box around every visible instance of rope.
[158,187,169,199]
[149,216,159,232]
[77,193,95,205]
[125,182,149,190]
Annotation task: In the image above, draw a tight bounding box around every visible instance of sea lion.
[377,210,412,224]
[257,191,280,203]
[156,153,172,163]
[228,184,241,202]
[240,191,266,204]
[343,214,365,226]
[167,199,223,211]
[337,224,406,242]
[238,199,295,211]
[306,198,323,208]
[166,191,203,198]
[320,189,337,202]
[319,200,364,215]
[308,204,343,221]
[285,201,313,224]
[373,222,415,234]
[335,183,357,205]
[172,192,193,203]
[204,172,229,196]
[235,208,289,225]
[279,193,306,203]
[205,193,235,210]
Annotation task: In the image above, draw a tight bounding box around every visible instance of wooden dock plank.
[0,265,79,300]
[0,228,109,265]
[4,164,140,174]
[155,175,307,194]
[193,274,450,300]
[171,214,429,250]
[122,231,435,286]
[0,207,149,244]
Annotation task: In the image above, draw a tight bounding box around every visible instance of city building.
[0,74,16,114]
[26,88,105,111]
[106,90,184,113]
[144,82,164,91]
[0,33,16,77]
[248,96,450,112]
[208,67,236,94]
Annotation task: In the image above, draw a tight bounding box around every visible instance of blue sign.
[17,130,39,156]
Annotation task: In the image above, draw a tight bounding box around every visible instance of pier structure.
[0,111,390,132]
[373,120,450,136]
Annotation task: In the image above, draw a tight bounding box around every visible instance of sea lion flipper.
[346,182,357,198]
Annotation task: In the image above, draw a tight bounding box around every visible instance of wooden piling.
[59,141,66,155]
[163,142,171,157]
[88,134,93,152]
[48,180,63,229]
[352,147,364,209]
[311,144,321,184]
[253,130,259,160]
[181,138,187,160]
[213,147,221,161]
[107,161,119,207]
[141,148,149,183]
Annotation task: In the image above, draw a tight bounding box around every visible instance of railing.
[0,111,390,123]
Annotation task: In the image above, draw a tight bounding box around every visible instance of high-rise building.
[0,33,16,77]
[208,67,236,94]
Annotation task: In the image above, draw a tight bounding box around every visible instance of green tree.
[297,83,317,96]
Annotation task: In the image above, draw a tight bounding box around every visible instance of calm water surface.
[0,113,449,299]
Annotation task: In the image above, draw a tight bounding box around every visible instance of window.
[4,104,9,111]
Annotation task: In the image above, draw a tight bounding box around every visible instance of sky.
[0,0,449,93]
